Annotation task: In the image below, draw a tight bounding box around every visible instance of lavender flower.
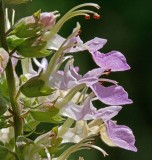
[0,2,137,160]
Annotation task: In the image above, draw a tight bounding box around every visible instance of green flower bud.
[10,11,59,38]
[16,36,52,58]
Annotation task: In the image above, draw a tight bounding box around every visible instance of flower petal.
[0,48,9,75]
[61,95,122,121]
[46,34,65,50]
[92,51,130,71]
[85,37,107,52]
[90,83,133,105]
[60,96,95,121]
[83,68,105,78]
[106,120,137,152]
[78,68,105,86]
[95,106,122,122]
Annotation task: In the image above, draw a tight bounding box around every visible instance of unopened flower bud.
[5,0,32,4]
[10,11,59,38]
[40,12,59,30]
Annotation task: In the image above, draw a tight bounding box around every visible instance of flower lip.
[106,120,137,152]
[90,83,133,106]
[91,51,131,72]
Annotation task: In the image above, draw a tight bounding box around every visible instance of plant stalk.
[0,0,23,141]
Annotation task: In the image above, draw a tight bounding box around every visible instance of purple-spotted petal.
[85,37,107,52]
[90,83,133,105]
[92,51,130,71]
[106,120,137,152]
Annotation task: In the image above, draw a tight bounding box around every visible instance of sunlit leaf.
[20,75,54,97]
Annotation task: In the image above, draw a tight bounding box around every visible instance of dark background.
[8,0,152,159]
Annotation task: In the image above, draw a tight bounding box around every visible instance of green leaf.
[0,117,7,129]
[0,74,9,100]
[9,20,25,35]
[0,145,17,160]
[49,137,63,154]
[16,136,42,160]
[30,107,63,123]
[31,106,59,117]
[20,75,54,98]
[0,96,8,116]
[24,119,39,132]
[16,36,51,57]
[7,35,25,50]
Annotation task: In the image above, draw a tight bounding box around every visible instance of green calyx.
[20,74,55,98]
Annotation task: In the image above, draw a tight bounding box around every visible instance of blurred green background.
[8,0,152,159]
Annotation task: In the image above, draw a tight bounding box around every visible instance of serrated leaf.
[20,75,54,98]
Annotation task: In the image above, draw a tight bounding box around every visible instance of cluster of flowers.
[0,2,137,160]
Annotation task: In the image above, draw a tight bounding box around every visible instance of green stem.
[0,0,23,141]
[55,84,85,108]
[58,118,74,137]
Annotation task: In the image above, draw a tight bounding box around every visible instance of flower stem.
[0,0,23,141]
[58,118,74,137]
